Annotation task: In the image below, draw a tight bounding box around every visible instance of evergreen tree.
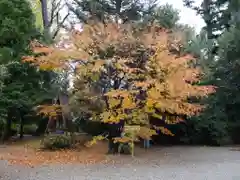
[0,0,54,140]
[0,0,37,53]
[68,0,157,23]
[190,25,240,145]
[183,0,240,39]
[154,4,180,29]
[184,0,240,145]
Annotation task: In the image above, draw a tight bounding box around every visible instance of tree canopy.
[24,22,215,140]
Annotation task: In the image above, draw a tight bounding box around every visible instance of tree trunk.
[2,110,12,142]
[19,111,24,139]
[115,0,122,24]
[202,0,214,39]
[40,0,49,29]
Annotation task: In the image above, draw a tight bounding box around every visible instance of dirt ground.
[1,139,240,180]
[0,140,107,167]
[0,138,153,167]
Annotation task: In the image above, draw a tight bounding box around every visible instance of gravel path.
[1,146,240,180]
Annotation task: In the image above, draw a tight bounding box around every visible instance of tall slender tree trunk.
[202,0,213,39]
[115,0,122,24]
[40,0,49,29]
[2,109,12,142]
[19,111,24,139]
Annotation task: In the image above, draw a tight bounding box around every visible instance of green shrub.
[11,123,18,131]
[119,143,132,155]
[42,134,71,150]
[10,123,38,135]
[77,120,106,136]
[23,124,37,134]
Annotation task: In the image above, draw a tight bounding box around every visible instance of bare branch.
[48,0,62,27]
[52,12,70,39]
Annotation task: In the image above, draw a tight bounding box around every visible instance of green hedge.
[23,124,38,134]
[10,123,38,135]
[41,134,71,150]
[77,120,107,136]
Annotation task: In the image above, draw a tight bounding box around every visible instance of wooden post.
[131,132,134,157]
[19,112,24,139]
[125,125,140,157]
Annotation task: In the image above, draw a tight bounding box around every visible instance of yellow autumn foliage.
[25,22,216,142]
[137,127,158,140]
[36,104,62,118]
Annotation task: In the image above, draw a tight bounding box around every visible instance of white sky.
[159,0,205,33]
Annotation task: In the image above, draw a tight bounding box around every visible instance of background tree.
[183,0,231,39]
[183,0,240,145]
[186,26,240,145]
[184,29,214,75]
[31,0,70,40]
[153,4,180,29]
[67,0,182,30]
[67,0,151,24]
[183,0,240,58]
[0,0,55,141]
